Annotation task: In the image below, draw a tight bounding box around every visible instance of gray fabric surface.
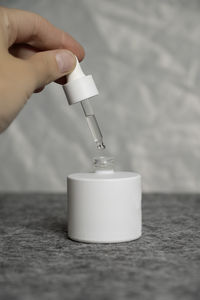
[1,0,200,192]
[0,193,199,300]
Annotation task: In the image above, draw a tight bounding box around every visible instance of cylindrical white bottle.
[67,163,142,243]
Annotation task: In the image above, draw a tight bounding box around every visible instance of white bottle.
[67,157,142,243]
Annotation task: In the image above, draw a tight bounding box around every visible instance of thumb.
[27,50,76,89]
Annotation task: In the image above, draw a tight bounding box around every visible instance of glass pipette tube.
[81,99,105,150]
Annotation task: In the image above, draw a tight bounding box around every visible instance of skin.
[0,7,85,133]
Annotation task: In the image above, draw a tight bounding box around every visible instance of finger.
[1,7,85,61]
[9,44,37,59]
[26,49,76,90]
[9,44,68,86]
[9,44,45,92]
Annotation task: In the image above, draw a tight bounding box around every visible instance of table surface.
[0,193,199,300]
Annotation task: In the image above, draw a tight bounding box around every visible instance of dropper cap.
[63,57,99,105]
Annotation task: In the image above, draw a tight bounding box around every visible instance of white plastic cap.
[63,57,99,105]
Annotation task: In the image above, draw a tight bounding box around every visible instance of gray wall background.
[0,0,200,192]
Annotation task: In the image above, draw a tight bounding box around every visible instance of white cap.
[63,57,99,105]
[67,171,142,243]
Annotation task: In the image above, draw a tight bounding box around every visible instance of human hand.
[0,7,84,133]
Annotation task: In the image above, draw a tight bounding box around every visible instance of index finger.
[0,7,85,61]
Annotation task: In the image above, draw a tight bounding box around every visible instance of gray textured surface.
[0,193,199,300]
[1,0,200,192]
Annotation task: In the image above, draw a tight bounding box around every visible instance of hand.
[0,7,84,133]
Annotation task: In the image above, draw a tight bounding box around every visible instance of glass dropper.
[63,56,106,150]
[81,99,105,150]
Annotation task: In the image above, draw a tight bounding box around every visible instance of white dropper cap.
[63,57,99,105]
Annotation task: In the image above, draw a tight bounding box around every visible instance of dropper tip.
[97,142,106,150]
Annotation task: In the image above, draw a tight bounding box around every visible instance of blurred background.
[0,0,200,192]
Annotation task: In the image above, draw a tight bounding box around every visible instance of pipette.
[81,99,105,149]
[63,57,105,150]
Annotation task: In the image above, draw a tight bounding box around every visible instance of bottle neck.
[93,156,115,173]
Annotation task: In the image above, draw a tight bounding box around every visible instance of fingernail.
[56,51,75,73]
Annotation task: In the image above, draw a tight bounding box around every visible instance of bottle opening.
[93,156,115,173]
